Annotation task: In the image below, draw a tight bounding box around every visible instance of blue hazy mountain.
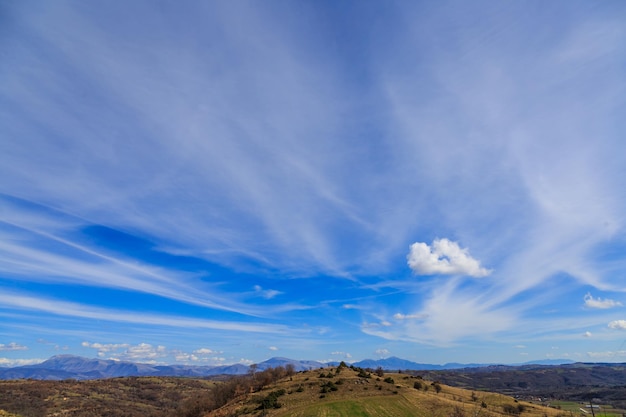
[0,354,574,380]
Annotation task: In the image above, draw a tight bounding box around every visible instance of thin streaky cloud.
[0,292,289,334]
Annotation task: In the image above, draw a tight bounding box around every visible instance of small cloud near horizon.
[0,343,28,351]
[375,348,390,357]
[330,351,352,360]
[0,357,44,367]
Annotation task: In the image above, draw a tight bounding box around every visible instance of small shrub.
[319,381,338,393]
[502,404,521,415]
[256,389,285,410]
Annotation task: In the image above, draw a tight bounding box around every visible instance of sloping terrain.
[0,377,216,417]
[1,364,620,417]
[205,365,567,417]
[414,362,626,408]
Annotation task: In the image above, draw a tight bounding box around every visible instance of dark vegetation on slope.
[413,362,626,409]
[0,365,296,417]
[0,377,213,417]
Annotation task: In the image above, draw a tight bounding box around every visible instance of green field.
[549,400,625,417]
[284,396,427,417]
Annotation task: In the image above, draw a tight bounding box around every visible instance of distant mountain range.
[0,354,575,380]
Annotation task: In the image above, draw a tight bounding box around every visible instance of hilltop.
[202,364,567,417]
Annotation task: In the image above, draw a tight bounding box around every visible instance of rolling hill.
[203,364,568,417]
[2,362,624,417]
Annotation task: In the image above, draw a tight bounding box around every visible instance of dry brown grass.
[0,377,215,417]
[206,366,568,417]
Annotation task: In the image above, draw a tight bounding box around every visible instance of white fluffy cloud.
[608,320,626,330]
[407,239,491,277]
[82,341,166,361]
[583,331,592,338]
[174,348,224,363]
[584,293,622,309]
[0,357,43,367]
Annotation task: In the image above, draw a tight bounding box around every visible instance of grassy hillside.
[0,365,598,417]
[206,365,568,417]
[0,377,216,417]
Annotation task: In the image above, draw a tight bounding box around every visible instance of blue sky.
[2,0,626,367]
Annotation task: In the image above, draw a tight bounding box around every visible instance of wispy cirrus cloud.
[253,285,283,300]
[1,0,626,364]
[0,1,376,278]
[0,196,309,318]
[393,313,427,321]
[587,350,626,359]
[0,291,290,335]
